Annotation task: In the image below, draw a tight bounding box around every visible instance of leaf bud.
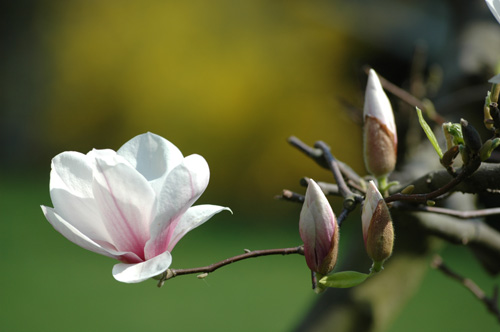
[484,92,495,130]
[480,138,500,161]
[460,119,482,154]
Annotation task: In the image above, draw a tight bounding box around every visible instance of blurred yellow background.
[34,0,362,214]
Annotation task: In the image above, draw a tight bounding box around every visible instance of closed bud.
[480,138,500,161]
[442,122,464,150]
[363,69,398,178]
[361,181,394,267]
[484,92,494,130]
[461,119,482,154]
[299,179,339,275]
[489,103,500,130]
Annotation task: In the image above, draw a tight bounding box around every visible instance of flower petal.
[364,69,397,142]
[117,132,184,194]
[92,150,156,257]
[489,73,500,84]
[166,205,231,252]
[486,0,500,24]
[50,151,111,243]
[299,180,336,270]
[41,206,141,262]
[145,154,210,258]
[361,181,384,241]
[112,250,172,283]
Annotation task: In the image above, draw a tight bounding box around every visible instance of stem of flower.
[157,245,305,287]
[370,261,384,274]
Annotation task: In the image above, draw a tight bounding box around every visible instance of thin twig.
[157,246,304,287]
[288,136,328,169]
[311,271,318,290]
[288,136,363,186]
[431,255,500,323]
[399,205,500,219]
[276,190,305,203]
[314,141,353,199]
[300,178,340,196]
[314,141,364,226]
[385,169,468,204]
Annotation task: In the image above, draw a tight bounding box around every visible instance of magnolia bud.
[461,119,482,154]
[299,179,339,275]
[361,181,394,267]
[363,69,398,178]
[480,138,500,161]
[484,92,494,130]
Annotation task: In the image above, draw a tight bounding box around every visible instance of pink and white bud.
[363,69,398,178]
[299,179,339,275]
[486,0,500,24]
[361,181,394,265]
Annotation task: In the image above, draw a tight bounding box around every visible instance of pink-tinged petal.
[364,69,397,143]
[92,150,155,257]
[145,154,210,258]
[165,205,231,253]
[41,206,142,262]
[50,151,111,244]
[112,250,172,283]
[299,180,336,271]
[299,207,319,268]
[117,132,184,194]
[486,0,500,24]
[361,181,384,242]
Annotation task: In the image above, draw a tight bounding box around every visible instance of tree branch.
[385,169,468,204]
[398,205,500,219]
[288,136,363,186]
[314,140,364,226]
[391,163,500,197]
[431,255,500,323]
[157,246,304,287]
[276,190,305,203]
[314,141,353,199]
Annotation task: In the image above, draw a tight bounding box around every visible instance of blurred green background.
[1,0,500,331]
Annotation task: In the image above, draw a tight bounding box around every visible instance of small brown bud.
[362,181,394,264]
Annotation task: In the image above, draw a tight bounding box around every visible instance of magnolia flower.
[486,0,500,24]
[361,181,394,267]
[299,179,339,275]
[41,132,230,283]
[363,69,398,178]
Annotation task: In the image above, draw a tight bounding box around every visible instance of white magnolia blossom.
[486,0,500,25]
[41,132,230,283]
